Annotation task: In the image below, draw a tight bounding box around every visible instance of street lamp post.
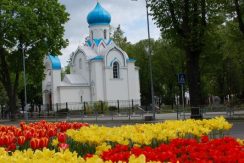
[22,47,27,112]
[21,40,41,112]
[132,0,155,120]
[4,39,41,113]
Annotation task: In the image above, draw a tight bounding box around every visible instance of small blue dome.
[87,2,111,26]
[48,55,61,70]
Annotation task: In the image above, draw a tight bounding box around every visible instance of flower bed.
[100,137,244,162]
[0,117,243,162]
[0,120,88,151]
[66,116,232,147]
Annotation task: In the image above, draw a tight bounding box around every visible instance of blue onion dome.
[87,2,111,26]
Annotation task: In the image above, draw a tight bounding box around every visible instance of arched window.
[79,58,82,69]
[113,61,119,79]
[104,30,107,39]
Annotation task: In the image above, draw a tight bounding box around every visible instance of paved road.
[229,121,244,139]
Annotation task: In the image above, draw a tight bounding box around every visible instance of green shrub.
[84,101,109,114]
[108,106,118,112]
[93,101,108,114]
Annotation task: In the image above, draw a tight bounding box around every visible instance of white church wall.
[92,61,105,101]
[127,63,141,104]
[95,61,105,101]
[134,68,140,101]
[90,61,96,101]
[105,67,129,101]
[72,52,89,82]
[42,81,46,105]
[42,58,50,105]
[42,74,51,105]
[51,70,61,104]
[104,48,130,101]
[59,86,91,103]
[105,48,126,67]
[89,25,110,42]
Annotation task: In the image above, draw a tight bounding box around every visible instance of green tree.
[0,82,8,106]
[198,19,244,103]
[225,0,244,98]
[129,40,152,105]
[229,0,244,35]
[61,65,71,80]
[0,0,69,118]
[152,39,184,107]
[149,0,226,118]
[111,25,131,49]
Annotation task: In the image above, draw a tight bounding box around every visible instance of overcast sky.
[59,0,161,67]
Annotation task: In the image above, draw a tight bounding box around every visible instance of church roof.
[127,58,136,62]
[90,55,104,61]
[48,54,61,70]
[63,74,89,85]
[77,45,97,60]
[87,2,111,26]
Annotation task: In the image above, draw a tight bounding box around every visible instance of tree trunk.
[8,93,17,120]
[234,0,244,34]
[0,48,18,120]
[186,49,202,119]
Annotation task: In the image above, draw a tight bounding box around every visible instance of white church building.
[42,2,140,110]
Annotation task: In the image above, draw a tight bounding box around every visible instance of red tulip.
[10,136,16,144]
[0,126,6,132]
[14,128,22,137]
[30,128,35,134]
[6,143,16,151]
[84,154,94,159]
[57,132,66,143]
[201,135,209,143]
[38,129,46,138]
[2,135,10,146]
[47,128,56,137]
[17,136,26,145]
[58,143,69,150]
[30,138,39,149]
[0,136,4,146]
[33,132,39,138]
[19,121,26,129]
[23,130,33,140]
[39,137,49,148]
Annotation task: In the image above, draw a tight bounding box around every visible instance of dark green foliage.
[0,0,69,117]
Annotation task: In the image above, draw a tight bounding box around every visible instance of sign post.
[178,73,186,119]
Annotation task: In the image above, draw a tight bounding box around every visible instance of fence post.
[56,103,58,112]
[83,102,86,115]
[132,99,134,113]
[66,102,68,112]
[129,107,131,121]
[117,100,120,114]
[111,111,113,120]
[38,104,41,117]
[47,104,49,116]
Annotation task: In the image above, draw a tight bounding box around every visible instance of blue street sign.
[178,73,186,85]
